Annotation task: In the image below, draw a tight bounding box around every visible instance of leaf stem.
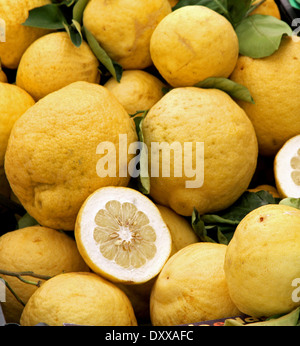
[0,270,52,285]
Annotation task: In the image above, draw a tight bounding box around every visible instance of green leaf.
[63,20,82,47]
[22,3,66,30]
[279,197,300,210]
[235,14,292,58]
[17,213,39,229]
[172,0,255,26]
[172,0,229,17]
[226,0,253,26]
[72,0,89,24]
[194,77,254,104]
[83,26,123,82]
[133,111,150,195]
[191,191,279,244]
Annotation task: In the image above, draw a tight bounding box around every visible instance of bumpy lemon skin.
[142,87,258,217]
[150,5,239,87]
[83,0,172,70]
[20,272,138,326]
[0,0,52,69]
[224,204,300,318]
[16,32,101,101]
[230,36,300,157]
[4,81,138,231]
[0,82,35,166]
[104,70,165,115]
[0,226,89,323]
[150,242,241,326]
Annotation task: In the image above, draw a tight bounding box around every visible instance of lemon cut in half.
[75,187,172,284]
[274,135,300,198]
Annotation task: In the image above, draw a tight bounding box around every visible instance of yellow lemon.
[230,36,300,156]
[20,272,137,326]
[75,186,172,285]
[104,70,165,115]
[224,204,300,318]
[274,135,300,198]
[150,6,239,87]
[150,242,241,326]
[16,32,100,101]
[247,184,280,198]
[0,226,89,323]
[4,81,137,231]
[142,87,258,217]
[0,82,35,167]
[0,69,7,83]
[168,0,179,6]
[156,204,199,255]
[117,204,199,322]
[0,0,51,69]
[250,0,281,19]
[83,0,171,70]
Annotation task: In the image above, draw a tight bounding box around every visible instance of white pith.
[78,187,172,282]
[275,135,300,198]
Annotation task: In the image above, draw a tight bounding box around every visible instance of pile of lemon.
[0,0,299,326]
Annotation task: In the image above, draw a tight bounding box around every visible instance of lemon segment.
[274,135,300,198]
[75,187,172,284]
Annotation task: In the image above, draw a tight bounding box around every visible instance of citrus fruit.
[250,0,281,19]
[224,204,300,318]
[20,272,137,326]
[168,0,179,6]
[247,184,280,198]
[104,70,165,115]
[142,87,258,217]
[75,186,172,284]
[0,82,35,167]
[0,226,89,323]
[150,242,241,326]
[0,0,52,69]
[156,204,199,255]
[274,135,300,198]
[4,81,137,231]
[83,0,171,70]
[230,36,300,156]
[16,32,101,101]
[117,204,199,321]
[150,5,239,87]
[0,69,7,83]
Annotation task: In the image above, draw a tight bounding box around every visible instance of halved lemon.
[274,135,300,198]
[75,186,172,284]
